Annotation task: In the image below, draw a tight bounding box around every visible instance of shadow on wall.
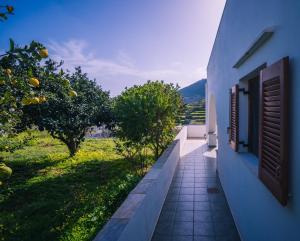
[207,94,218,148]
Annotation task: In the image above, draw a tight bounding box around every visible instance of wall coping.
[93,135,184,241]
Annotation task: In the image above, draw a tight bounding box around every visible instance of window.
[228,58,290,206]
[248,76,260,157]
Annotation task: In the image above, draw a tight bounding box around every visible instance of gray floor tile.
[195,182,208,188]
[181,182,195,188]
[163,201,177,211]
[195,188,207,195]
[194,201,211,211]
[173,235,193,241]
[194,195,209,202]
[175,210,194,222]
[180,187,194,194]
[194,236,216,241]
[151,141,240,241]
[182,177,194,183]
[173,222,193,236]
[194,210,212,222]
[169,187,181,195]
[194,222,215,236]
[152,234,172,241]
[154,220,173,235]
[177,201,194,211]
[215,232,241,241]
[166,194,179,202]
[179,194,194,202]
[159,210,176,222]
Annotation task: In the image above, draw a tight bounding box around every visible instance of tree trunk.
[65,139,79,157]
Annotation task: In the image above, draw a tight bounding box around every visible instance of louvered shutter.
[259,57,289,205]
[229,84,239,152]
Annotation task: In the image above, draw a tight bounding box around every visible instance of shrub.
[114,81,183,159]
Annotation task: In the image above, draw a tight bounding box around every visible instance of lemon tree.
[22,67,113,156]
[0,40,48,183]
[0,40,79,133]
[0,40,49,133]
[0,40,78,184]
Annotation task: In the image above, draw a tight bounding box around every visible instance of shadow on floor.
[151,139,240,241]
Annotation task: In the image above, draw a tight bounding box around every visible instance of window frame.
[239,64,267,154]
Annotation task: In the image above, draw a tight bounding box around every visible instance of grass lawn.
[0,132,153,241]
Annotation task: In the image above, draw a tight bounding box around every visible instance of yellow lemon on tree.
[31,97,40,104]
[22,97,32,105]
[39,96,47,103]
[39,48,48,58]
[63,79,70,86]
[11,79,17,86]
[6,6,14,13]
[5,69,12,75]
[29,77,40,87]
[0,163,12,180]
[69,90,78,97]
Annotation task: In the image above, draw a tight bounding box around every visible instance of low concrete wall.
[175,125,187,155]
[93,127,187,241]
[187,125,206,139]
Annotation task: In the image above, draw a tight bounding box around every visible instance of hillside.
[178,99,206,125]
[179,79,207,104]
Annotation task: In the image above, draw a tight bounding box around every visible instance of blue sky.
[1,0,226,95]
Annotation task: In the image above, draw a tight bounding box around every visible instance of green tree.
[23,67,113,156]
[0,4,14,21]
[114,81,183,159]
[0,40,52,134]
[0,40,72,183]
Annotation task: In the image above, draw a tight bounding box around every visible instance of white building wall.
[207,1,300,241]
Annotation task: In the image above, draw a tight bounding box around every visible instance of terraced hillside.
[179,98,206,125]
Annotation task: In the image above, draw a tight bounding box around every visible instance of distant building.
[86,126,111,138]
[207,1,300,241]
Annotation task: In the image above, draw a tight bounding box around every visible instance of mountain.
[179,79,207,104]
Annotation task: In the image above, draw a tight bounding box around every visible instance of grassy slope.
[0,132,152,241]
[179,99,206,125]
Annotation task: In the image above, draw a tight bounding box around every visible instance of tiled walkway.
[151,140,241,241]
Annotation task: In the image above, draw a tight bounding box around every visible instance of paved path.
[151,139,241,241]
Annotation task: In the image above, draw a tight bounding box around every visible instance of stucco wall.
[207,1,300,241]
[187,125,206,139]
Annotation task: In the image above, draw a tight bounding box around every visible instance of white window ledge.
[239,152,259,176]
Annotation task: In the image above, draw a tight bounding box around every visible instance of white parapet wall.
[93,126,188,241]
[187,125,206,139]
[175,125,187,154]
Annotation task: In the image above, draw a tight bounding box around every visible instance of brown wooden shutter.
[259,57,289,205]
[229,84,239,152]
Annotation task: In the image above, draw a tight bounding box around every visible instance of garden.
[0,5,183,241]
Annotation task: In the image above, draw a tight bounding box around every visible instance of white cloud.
[47,40,206,95]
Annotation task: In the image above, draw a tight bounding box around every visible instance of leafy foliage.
[0,40,52,135]
[0,40,60,182]
[22,67,113,156]
[0,4,14,21]
[114,81,183,159]
[0,132,152,241]
[0,130,36,153]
